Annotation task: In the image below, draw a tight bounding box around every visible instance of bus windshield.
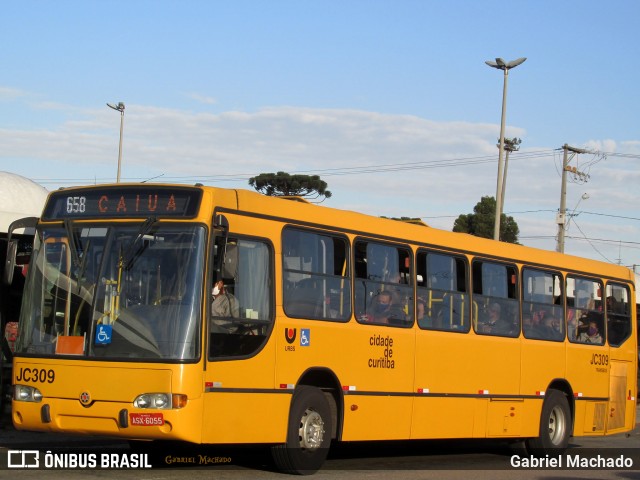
[16,222,205,361]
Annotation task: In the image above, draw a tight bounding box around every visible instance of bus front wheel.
[271,385,332,475]
[526,389,571,453]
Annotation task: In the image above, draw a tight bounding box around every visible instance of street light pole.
[107,102,125,183]
[485,57,526,241]
[499,137,521,216]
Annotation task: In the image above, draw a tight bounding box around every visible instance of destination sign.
[42,186,203,220]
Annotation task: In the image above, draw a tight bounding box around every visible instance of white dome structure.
[0,172,48,233]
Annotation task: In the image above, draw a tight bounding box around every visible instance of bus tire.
[271,385,331,475]
[526,389,571,453]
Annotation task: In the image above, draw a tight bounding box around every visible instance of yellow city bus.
[10,184,637,473]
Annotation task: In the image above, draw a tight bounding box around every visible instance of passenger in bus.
[577,320,603,344]
[539,315,563,340]
[418,297,446,329]
[567,310,578,341]
[387,272,410,319]
[551,317,564,338]
[606,295,618,314]
[388,295,409,325]
[494,312,518,336]
[416,297,431,328]
[480,302,501,333]
[368,291,393,324]
[211,280,240,319]
[484,302,517,336]
[605,296,625,345]
[526,312,549,339]
[365,291,406,325]
[531,310,544,328]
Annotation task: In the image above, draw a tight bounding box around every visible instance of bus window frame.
[208,231,276,361]
[604,280,633,348]
[521,266,565,342]
[566,274,605,346]
[471,257,520,338]
[353,236,414,328]
[281,225,352,323]
[16,220,208,362]
[415,248,471,333]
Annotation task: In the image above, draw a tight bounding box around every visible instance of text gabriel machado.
[510,454,634,469]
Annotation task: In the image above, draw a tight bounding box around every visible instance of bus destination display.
[42,186,202,220]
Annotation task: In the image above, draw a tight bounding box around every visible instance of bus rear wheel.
[526,389,571,453]
[271,385,332,475]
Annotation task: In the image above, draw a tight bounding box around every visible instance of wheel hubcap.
[548,405,566,445]
[298,408,325,450]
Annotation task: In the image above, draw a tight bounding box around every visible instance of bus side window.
[567,276,604,345]
[354,239,412,327]
[282,228,351,322]
[416,250,469,332]
[522,268,564,341]
[472,260,519,338]
[605,283,632,347]
[209,237,273,359]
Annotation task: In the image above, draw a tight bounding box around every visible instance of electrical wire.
[32,149,558,185]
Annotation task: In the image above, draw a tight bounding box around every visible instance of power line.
[423,209,640,223]
[600,151,640,159]
[32,149,559,185]
[569,219,613,263]
[30,148,640,186]
[578,210,640,222]
[565,236,640,248]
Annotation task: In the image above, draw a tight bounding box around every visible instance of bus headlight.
[133,393,187,409]
[14,385,43,403]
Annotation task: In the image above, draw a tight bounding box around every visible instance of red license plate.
[129,413,164,426]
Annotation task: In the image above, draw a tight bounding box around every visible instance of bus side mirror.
[3,216,39,286]
[213,214,229,276]
[214,214,229,230]
[3,240,18,286]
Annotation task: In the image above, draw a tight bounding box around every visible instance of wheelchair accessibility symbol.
[300,328,310,347]
[95,324,113,345]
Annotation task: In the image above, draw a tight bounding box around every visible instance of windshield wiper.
[121,216,158,270]
[63,219,82,269]
[64,219,91,292]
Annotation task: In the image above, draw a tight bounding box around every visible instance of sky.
[1,0,640,272]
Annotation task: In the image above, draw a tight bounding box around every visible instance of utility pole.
[556,144,591,253]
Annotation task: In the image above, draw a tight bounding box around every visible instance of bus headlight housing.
[14,385,43,403]
[133,393,187,409]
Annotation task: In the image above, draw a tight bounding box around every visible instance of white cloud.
[1,101,639,267]
[584,139,617,153]
[184,92,218,105]
[0,86,28,101]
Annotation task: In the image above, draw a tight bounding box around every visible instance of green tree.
[453,196,519,243]
[248,172,332,202]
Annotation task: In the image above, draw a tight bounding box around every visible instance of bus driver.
[211,280,240,318]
